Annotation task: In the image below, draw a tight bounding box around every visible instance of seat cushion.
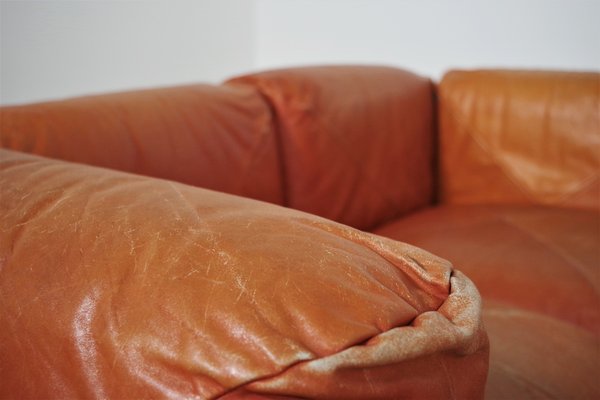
[375,204,600,333]
[0,150,488,399]
[482,302,599,400]
[374,204,600,399]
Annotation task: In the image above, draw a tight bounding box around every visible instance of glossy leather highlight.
[2,66,596,399]
[0,149,488,399]
[439,70,600,209]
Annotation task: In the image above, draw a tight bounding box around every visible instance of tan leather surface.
[374,204,600,334]
[228,66,435,230]
[483,302,600,400]
[0,84,283,204]
[375,205,600,399]
[438,70,600,210]
[0,149,488,399]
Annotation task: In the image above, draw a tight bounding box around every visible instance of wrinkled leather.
[438,70,600,209]
[0,84,283,204]
[0,149,488,399]
[228,66,435,230]
[2,66,596,400]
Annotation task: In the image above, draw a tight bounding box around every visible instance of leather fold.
[227,271,488,400]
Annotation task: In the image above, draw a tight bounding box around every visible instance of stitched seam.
[232,83,290,207]
[236,118,281,201]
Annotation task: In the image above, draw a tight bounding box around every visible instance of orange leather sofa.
[0,66,597,399]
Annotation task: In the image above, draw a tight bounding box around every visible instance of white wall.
[2,0,599,105]
[256,0,600,80]
[0,1,256,105]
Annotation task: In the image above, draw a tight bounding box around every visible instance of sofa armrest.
[0,149,488,399]
[439,69,600,210]
[228,66,435,230]
[0,84,283,204]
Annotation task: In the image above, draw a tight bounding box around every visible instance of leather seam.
[229,82,290,207]
[244,79,428,229]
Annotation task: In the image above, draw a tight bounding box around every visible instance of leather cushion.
[375,205,600,399]
[483,301,599,400]
[0,83,284,204]
[0,150,488,399]
[228,66,435,230]
[438,69,600,210]
[374,204,600,334]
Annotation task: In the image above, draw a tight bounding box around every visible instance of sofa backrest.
[0,84,284,205]
[229,66,435,230]
[438,69,600,210]
[1,66,437,228]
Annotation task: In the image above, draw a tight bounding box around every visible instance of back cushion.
[439,70,600,210]
[228,66,435,230]
[0,84,283,204]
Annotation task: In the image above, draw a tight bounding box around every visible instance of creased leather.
[228,66,435,230]
[0,150,488,399]
[225,271,488,400]
[438,69,600,210]
[0,83,284,205]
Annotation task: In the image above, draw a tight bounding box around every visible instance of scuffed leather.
[0,84,284,205]
[227,271,488,399]
[438,70,600,209]
[0,149,488,399]
[228,66,435,230]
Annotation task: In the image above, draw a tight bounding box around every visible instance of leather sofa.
[0,66,597,399]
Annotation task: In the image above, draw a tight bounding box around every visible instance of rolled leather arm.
[0,84,283,204]
[0,149,488,399]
